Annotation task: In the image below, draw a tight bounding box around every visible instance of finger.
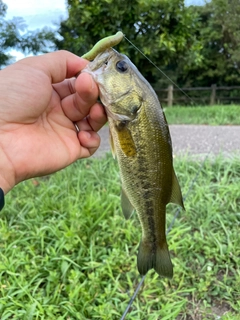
[19,50,88,83]
[75,72,98,103]
[88,102,107,132]
[75,103,107,132]
[76,118,93,132]
[78,131,101,158]
[60,73,99,122]
[53,78,76,100]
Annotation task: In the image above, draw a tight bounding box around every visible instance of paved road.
[94,125,240,158]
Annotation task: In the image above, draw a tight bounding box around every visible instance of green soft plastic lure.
[82,31,124,61]
[75,31,124,77]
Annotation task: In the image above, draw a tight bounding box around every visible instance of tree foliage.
[55,0,202,87]
[182,0,240,86]
[54,0,240,87]
[0,0,55,68]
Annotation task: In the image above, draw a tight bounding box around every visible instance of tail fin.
[137,241,173,278]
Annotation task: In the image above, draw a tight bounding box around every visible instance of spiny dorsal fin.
[121,187,135,219]
[169,169,185,209]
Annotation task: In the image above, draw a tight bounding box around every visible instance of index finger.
[19,50,87,84]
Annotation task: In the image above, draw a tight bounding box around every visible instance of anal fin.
[169,169,185,209]
[121,187,135,219]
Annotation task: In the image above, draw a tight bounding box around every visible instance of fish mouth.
[82,48,116,76]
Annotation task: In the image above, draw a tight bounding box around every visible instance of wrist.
[0,163,15,194]
[0,174,13,194]
[0,148,16,195]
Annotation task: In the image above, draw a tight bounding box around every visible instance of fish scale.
[83,48,184,278]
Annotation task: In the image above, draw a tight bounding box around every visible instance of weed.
[0,155,239,319]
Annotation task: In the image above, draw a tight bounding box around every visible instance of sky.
[5,0,67,30]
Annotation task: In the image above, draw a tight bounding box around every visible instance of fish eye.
[116,60,128,73]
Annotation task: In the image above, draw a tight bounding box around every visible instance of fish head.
[82,48,145,122]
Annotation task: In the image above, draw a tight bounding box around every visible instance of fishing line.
[120,142,216,320]
[124,36,196,105]
[119,37,218,320]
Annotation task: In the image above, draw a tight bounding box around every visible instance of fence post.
[210,84,216,105]
[167,85,173,107]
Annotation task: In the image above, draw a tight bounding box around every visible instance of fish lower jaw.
[81,67,104,78]
[105,108,132,121]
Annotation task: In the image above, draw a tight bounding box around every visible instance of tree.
[178,0,240,86]
[0,0,55,68]
[54,0,203,87]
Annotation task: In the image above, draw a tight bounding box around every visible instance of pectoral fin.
[121,187,135,219]
[169,169,185,209]
[109,129,116,159]
[116,126,137,157]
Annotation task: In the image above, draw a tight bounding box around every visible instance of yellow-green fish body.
[83,49,184,278]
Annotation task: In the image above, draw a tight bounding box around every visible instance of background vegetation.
[54,0,240,89]
[164,105,240,125]
[1,155,239,319]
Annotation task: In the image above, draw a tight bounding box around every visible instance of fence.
[155,84,240,106]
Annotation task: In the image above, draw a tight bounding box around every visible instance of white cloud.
[5,0,66,15]
[4,0,67,30]
[4,0,68,60]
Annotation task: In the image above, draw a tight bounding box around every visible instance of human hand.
[0,50,107,194]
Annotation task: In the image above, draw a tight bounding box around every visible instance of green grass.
[0,154,240,319]
[164,105,240,125]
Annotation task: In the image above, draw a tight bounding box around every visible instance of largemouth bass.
[83,48,184,278]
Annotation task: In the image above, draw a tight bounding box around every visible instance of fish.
[82,48,184,278]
